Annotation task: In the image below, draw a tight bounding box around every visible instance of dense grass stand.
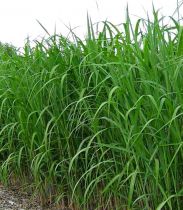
[0,10,183,210]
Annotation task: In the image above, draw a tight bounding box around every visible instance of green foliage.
[0,11,183,210]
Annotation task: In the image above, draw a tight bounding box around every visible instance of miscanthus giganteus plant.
[0,9,183,210]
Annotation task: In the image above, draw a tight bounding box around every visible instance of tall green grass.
[0,10,183,209]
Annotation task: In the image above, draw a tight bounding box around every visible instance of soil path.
[0,184,42,210]
[0,184,70,210]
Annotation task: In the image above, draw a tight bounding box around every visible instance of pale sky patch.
[0,0,180,47]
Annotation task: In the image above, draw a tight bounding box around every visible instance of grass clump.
[0,10,183,209]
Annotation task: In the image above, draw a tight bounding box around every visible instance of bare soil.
[0,184,62,210]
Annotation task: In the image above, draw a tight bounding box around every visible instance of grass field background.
[0,9,183,209]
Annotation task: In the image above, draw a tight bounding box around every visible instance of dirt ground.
[0,184,64,210]
[0,184,42,210]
